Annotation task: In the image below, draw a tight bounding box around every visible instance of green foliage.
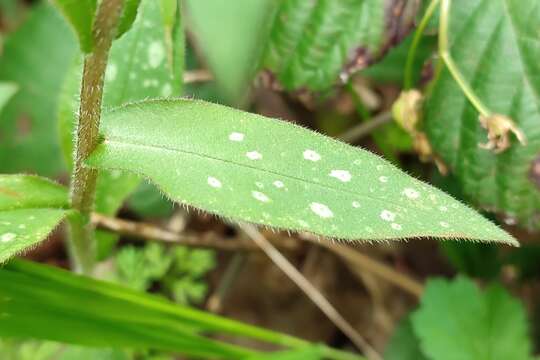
[0,82,18,112]
[412,277,531,360]
[116,0,142,39]
[114,242,215,304]
[424,0,540,229]
[0,4,77,176]
[0,259,361,360]
[51,0,97,53]
[86,99,516,244]
[0,340,129,360]
[185,0,276,104]
[0,175,69,263]
[262,0,386,91]
[384,317,428,360]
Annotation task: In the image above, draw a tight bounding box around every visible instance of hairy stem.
[69,0,124,273]
[403,0,440,89]
[439,0,491,117]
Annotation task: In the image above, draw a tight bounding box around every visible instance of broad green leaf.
[0,82,18,112]
[185,0,277,104]
[384,316,428,360]
[412,277,531,360]
[86,99,516,244]
[0,3,77,176]
[52,0,97,53]
[424,0,540,229]
[0,175,69,263]
[262,0,386,91]
[0,260,361,360]
[116,0,142,39]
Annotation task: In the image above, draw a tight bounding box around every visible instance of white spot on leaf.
[439,206,448,212]
[380,210,396,222]
[440,221,450,228]
[207,176,222,188]
[310,202,333,218]
[303,150,321,162]
[161,83,172,97]
[352,201,361,208]
[246,151,262,160]
[391,223,402,230]
[148,41,165,68]
[252,191,270,203]
[1,232,16,243]
[403,188,420,199]
[329,170,352,182]
[379,176,388,183]
[273,180,285,188]
[229,132,245,142]
[105,63,117,81]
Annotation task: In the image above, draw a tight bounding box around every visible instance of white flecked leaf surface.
[86,99,517,245]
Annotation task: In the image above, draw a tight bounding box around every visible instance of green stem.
[438,0,491,117]
[404,0,440,89]
[69,0,124,274]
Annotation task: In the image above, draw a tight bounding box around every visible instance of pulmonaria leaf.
[86,99,516,245]
[51,0,97,53]
[412,277,531,360]
[424,0,540,229]
[0,175,69,263]
[262,0,418,91]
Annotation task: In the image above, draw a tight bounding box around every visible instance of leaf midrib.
[101,137,453,215]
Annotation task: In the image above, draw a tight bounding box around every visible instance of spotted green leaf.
[262,0,399,91]
[424,0,540,229]
[412,277,531,360]
[0,175,69,263]
[0,82,18,113]
[86,99,516,245]
[51,0,97,53]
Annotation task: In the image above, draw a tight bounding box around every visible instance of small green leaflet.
[0,175,69,263]
[412,277,531,360]
[86,99,516,245]
[51,0,97,53]
[116,0,142,39]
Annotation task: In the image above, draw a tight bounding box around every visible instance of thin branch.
[301,235,424,299]
[91,213,299,252]
[338,112,393,143]
[239,223,382,360]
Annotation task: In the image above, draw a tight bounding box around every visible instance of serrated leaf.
[0,82,18,112]
[424,0,540,229]
[0,4,77,176]
[86,99,516,244]
[262,0,387,91]
[0,260,359,360]
[412,277,531,360]
[0,175,69,263]
[185,0,276,104]
[52,0,97,53]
